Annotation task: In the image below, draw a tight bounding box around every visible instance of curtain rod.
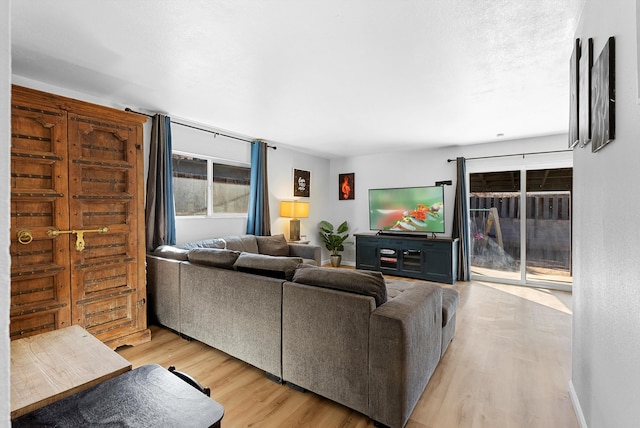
[446,149,571,163]
[124,108,276,149]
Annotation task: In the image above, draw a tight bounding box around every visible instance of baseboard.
[569,380,588,428]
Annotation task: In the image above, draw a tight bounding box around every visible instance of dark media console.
[355,233,458,284]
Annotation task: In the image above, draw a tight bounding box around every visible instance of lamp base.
[289,219,301,241]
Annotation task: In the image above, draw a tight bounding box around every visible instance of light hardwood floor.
[117,280,578,428]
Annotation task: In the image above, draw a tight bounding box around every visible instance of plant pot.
[330,255,342,267]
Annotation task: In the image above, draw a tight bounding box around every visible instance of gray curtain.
[246,140,271,236]
[452,157,471,280]
[145,114,176,251]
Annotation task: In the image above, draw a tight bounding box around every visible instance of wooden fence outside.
[469,193,571,270]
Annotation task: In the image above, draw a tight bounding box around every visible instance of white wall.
[330,134,571,264]
[1,1,10,426]
[571,0,640,426]
[268,145,331,248]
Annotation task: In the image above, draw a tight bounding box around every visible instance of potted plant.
[319,220,350,267]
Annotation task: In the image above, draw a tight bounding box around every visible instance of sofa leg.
[285,382,307,393]
[179,333,194,342]
[373,421,390,428]
[265,372,283,384]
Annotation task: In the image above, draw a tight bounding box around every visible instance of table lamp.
[280,200,309,241]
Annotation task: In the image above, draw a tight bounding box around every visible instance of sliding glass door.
[469,168,572,288]
[469,170,522,282]
[525,169,572,285]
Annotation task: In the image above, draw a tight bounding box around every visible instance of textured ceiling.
[11,0,585,158]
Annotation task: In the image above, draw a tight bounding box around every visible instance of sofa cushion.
[233,252,302,280]
[188,248,241,270]
[152,245,190,261]
[223,235,260,254]
[292,265,387,307]
[441,287,459,326]
[256,234,289,256]
[177,238,227,250]
[385,278,416,299]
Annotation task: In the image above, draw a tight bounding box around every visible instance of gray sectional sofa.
[146,234,459,428]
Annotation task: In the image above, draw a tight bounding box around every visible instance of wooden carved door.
[66,110,149,348]
[10,86,150,348]
[10,100,72,339]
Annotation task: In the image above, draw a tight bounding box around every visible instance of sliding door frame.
[466,155,572,291]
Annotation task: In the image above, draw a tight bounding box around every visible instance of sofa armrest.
[146,254,182,333]
[288,243,321,265]
[368,283,443,428]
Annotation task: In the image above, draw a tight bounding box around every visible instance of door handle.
[47,227,109,252]
[17,229,33,245]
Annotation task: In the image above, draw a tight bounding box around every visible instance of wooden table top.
[10,325,132,419]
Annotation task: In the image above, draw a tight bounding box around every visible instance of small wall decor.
[579,38,593,146]
[339,173,355,200]
[293,169,310,197]
[637,0,640,103]
[569,38,581,148]
[591,36,616,152]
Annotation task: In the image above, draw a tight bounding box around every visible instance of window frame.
[172,150,251,218]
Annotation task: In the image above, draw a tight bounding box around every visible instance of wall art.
[293,169,310,197]
[339,173,355,200]
[591,36,616,152]
[579,38,593,146]
[569,38,581,148]
[637,0,640,103]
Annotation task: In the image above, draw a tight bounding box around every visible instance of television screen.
[369,186,445,233]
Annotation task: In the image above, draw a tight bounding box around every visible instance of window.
[172,153,250,216]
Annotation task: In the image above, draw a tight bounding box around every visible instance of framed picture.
[591,36,616,153]
[339,173,355,200]
[637,0,640,103]
[569,38,581,148]
[293,169,310,197]
[579,38,593,146]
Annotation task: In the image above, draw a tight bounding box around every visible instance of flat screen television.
[369,185,445,234]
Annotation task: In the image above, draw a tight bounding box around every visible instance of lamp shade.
[280,201,309,219]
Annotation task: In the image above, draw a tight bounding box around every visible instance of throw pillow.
[256,234,289,256]
[188,248,241,270]
[292,265,387,307]
[152,245,190,261]
[233,252,302,281]
[223,235,260,254]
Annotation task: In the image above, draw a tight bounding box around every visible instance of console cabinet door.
[424,240,458,284]
[355,236,379,270]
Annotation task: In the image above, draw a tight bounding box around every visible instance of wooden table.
[10,325,132,419]
[12,364,225,427]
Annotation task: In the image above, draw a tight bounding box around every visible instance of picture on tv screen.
[369,186,445,233]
